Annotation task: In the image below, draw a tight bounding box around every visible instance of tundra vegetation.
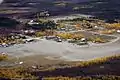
[0,55,120,79]
[0,0,120,79]
[0,54,8,61]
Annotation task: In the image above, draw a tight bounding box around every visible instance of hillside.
[1,55,120,79]
[77,0,120,19]
[0,0,120,19]
[0,17,19,28]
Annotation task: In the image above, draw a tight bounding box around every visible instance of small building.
[54,37,62,42]
[23,30,35,34]
[81,38,87,42]
[28,20,39,25]
[94,26,104,30]
[2,43,8,47]
[117,30,120,33]
[45,36,56,40]
[19,62,23,65]
[23,39,34,42]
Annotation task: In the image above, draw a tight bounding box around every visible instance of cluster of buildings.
[45,36,62,42]
[0,33,35,48]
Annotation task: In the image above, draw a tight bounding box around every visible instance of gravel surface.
[0,35,120,61]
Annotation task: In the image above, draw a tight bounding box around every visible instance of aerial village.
[0,11,120,48]
[1,0,120,79]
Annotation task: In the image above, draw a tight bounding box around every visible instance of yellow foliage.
[56,33,73,39]
[0,67,37,79]
[75,24,81,30]
[43,76,120,80]
[43,55,120,72]
[56,33,84,40]
[0,54,8,61]
[90,37,107,43]
[99,30,116,34]
[35,31,46,37]
[105,23,120,29]
[72,34,84,40]
[74,55,120,68]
